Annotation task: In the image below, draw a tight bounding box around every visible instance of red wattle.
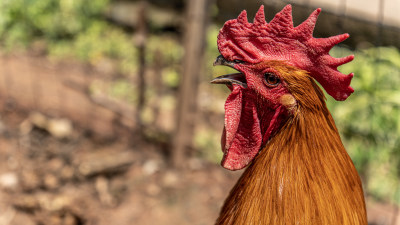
[221,85,262,170]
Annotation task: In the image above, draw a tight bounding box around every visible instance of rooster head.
[212,5,354,170]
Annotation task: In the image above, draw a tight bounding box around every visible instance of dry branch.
[76,151,134,177]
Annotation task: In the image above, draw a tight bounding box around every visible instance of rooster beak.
[212,55,247,88]
[211,73,248,88]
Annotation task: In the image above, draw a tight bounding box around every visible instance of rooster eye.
[264,72,280,86]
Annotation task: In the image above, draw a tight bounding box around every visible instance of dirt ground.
[0,54,399,225]
[0,110,241,225]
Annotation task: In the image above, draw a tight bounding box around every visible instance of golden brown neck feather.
[216,70,367,225]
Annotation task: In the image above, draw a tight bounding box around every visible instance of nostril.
[233,59,244,64]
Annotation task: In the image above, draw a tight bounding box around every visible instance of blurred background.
[0,0,399,224]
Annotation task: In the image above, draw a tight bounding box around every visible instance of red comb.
[217,5,354,101]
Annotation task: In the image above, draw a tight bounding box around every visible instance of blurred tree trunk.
[136,0,148,129]
[172,0,211,167]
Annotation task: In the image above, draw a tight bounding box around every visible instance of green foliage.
[147,35,183,67]
[162,68,180,89]
[194,127,223,163]
[0,0,108,47]
[0,0,138,74]
[328,46,400,204]
[109,79,137,103]
[146,35,183,89]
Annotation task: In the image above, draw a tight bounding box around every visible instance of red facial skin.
[221,63,290,170]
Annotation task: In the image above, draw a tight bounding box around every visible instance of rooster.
[211,5,367,225]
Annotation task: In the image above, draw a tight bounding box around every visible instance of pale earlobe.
[280,94,297,113]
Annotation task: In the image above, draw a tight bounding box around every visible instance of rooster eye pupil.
[264,72,280,86]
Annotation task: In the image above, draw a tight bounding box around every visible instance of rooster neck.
[216,103,367,225]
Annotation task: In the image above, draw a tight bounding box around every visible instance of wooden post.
[136,0,147,129]
[172,0,210,167]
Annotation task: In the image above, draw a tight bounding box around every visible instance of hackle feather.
[215,64,367,225]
